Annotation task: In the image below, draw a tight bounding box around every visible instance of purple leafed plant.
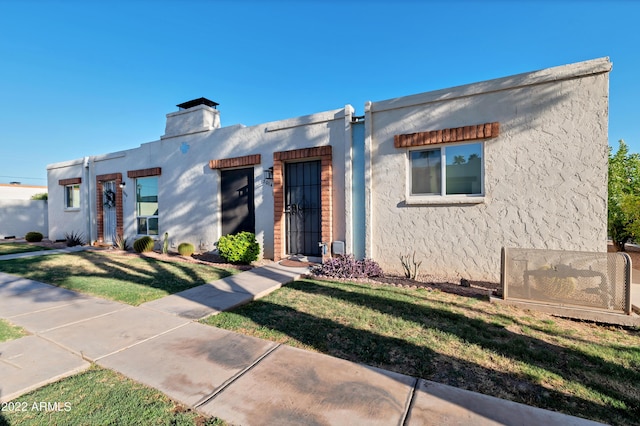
[312,254,383,279]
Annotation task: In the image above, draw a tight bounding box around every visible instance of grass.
[0,243,51,256]
[202,278,640,425]
[0,366,225,426]
[0,251,235,305]
[0,319,27,342]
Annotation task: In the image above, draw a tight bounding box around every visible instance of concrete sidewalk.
[0,267,604,425]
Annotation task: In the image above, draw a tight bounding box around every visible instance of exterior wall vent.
[332,241,345,255]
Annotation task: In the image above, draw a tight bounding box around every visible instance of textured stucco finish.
[47,109,348,258]
[46,58,610,277]
[368,58,611,281]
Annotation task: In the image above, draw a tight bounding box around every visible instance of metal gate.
[103,180,117,243]
[285,161,321,256]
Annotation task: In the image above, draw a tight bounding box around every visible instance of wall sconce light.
[119,181,126,189]
[264,167,274,187]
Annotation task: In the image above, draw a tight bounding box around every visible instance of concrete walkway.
[0,245,88,261]
[0,256,604,424]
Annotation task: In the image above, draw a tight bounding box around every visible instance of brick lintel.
[209,154,261,170]
[127,167,162,179]
[59,177,82,186]
[394,122,500,148]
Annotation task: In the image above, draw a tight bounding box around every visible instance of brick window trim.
[274,146,331,161]
[59,177,82,186]
[209,154,261,170]
[96,173,123,243]
[394,122,499,148]
[273,146,332,261]
[127,167,162,178]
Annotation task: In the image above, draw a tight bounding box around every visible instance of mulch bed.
[309,273,499,299]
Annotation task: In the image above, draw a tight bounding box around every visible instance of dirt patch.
[309,273,499,299]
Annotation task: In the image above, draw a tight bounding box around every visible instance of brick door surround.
[96,173,123,243]
[273,146,332,261]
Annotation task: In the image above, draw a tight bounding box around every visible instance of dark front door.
[221,168,255,236]
[285,161,321,256]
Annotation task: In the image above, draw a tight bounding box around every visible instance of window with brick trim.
[64,184,80,209]
[410,142,483,197]
[136,177,158,235]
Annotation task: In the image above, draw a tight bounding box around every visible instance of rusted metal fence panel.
[501,248,632,315]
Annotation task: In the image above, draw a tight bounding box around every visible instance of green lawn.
[1,366,225,425]
[0,319,27,342]
[0,251,235,305]
[202,278,640,425]
[0,243,51,256]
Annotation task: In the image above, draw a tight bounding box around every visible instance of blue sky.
[1,0,638,186]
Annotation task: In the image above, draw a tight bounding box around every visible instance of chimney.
[162,97,221,139]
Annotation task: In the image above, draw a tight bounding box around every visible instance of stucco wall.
[0,200,48,238]
[47,108,349,257]
[0,184,47,200]
[367,58,611,281]
[47,160,88,241]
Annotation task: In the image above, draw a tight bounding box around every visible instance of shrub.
[25,231,43,242]
[113,234,130,251]
[65,231,85,247]
[133,236,154,253]
[217,232,260,264]
[400,252,422,280]
[311,255,383,279]
[534,265,577,297]
[177,242,194,256]
[30,193,48,200]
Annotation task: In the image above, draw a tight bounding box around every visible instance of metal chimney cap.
[176,97,219,110]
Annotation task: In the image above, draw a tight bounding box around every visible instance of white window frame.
[64,184,80,210]
[135,177,159,236]
[406,141,485,205]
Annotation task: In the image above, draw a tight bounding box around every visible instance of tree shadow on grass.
[0,252,234,305]
[222,279,637,425]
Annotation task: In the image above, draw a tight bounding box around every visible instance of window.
[410,142,483,197]
[65,184,80,209]
[136,177,158,235]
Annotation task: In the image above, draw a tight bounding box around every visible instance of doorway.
[220,168,255,236]
[102,180,117,243]
[285,161,321,256]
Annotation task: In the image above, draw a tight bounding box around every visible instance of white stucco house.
[47,57,611,281]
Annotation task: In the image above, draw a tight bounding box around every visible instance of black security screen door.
[221,168,255,236]
[285,161,321,256]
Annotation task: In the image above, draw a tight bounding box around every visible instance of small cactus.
[133,236,154,253]
[178,242,194,256]
[162,232,169,255]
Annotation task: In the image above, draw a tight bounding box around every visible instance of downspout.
[363,101,373,259]
[83,156,95,245]
[343,104,355,256]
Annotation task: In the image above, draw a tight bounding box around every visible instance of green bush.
[217,232,260,264]
[25,231,43,242]
[177,242,194,256]
[30,193,48,200]
[133,236,154,253]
